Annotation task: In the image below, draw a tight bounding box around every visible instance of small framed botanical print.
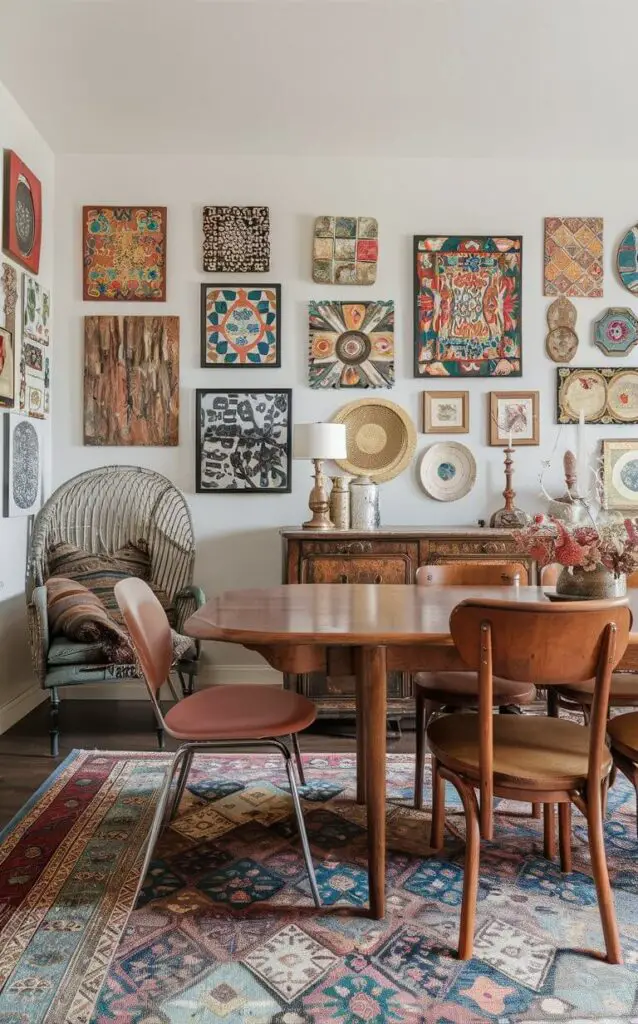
[489,391,539,446]
[201,284,281,367]
[602,439,638,510]
[196,389,292,493]
[423,391,469,433]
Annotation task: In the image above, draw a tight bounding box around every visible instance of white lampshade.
[293,422,347,460]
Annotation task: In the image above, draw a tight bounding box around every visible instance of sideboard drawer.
[422,537,519,560]
[302,555,410,584]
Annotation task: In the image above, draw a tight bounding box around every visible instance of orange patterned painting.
[84,316,179,446]
[544,217,603,297]
[83,206,167,300]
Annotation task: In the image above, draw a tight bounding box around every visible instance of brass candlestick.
[303,458,334,530]
[490,446,530,528]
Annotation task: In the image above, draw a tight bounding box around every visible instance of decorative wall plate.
[332,397,416,482]
[546,296,577,330]
[593,308,638,357]
[546,326,578,363]
[419,441,476,502]
[617,225,638,294]
[557,367,638,424]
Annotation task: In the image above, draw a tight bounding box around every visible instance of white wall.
[53,154,638,683]
[0,81,54,727]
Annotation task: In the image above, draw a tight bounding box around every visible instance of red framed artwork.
[2,151,42,275]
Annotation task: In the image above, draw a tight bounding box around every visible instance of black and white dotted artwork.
[3,413,42,517]
[202,206,270,273]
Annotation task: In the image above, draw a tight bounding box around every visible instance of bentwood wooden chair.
[542,566,638,723]
[426,598,631,963]
[413,563,537,811]
[114,577,321,907]
[607,712,638,832]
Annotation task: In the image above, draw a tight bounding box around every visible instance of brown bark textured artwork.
[84,316,179,446]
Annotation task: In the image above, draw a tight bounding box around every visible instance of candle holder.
[490,446,530,529]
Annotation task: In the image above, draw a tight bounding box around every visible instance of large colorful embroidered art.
[544,217,603,297]
[201,284,281,367]
[313,216,378,284]
[2,150,42,274]
[414,235,522,378]
[309,300,394,389]
[84,316,179,445]
[82,206,167,300]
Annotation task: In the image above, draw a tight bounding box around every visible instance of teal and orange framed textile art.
[201,284,281,367]
[413,235,522,378]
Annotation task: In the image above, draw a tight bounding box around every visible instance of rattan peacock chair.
[26,466,205,756]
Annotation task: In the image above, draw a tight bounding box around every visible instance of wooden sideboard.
[281,526,535,720]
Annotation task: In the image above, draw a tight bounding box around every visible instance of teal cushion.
[47,637,106,665]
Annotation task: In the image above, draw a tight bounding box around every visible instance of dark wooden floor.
[0,699,416,829]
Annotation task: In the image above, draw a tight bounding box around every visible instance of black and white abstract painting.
[3,412,42,516]
[196,389,291,493]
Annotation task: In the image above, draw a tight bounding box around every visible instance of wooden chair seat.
[556,673,638,708]
[607,711,638,762]
[428,713,612,792]
[414,671,536,708]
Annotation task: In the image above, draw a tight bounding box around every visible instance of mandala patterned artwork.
[309,300,394,389]
[544,217,603,297]
[4,750,638,1024]
[312,216,378,284]
[84,316,179,445]
[82,206,167,300]
[414,235,522,377]
[203,206,270,273]
[3,412,42,516]
[196,389,291,492]
[22,273,50,343]
[201,284,281,367]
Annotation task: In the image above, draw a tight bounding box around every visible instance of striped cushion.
[46,577,134,663]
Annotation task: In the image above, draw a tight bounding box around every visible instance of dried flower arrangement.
[516,515,638,578]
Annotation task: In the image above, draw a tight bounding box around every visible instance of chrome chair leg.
[137,747,188,892]
[284,753,321,908]
[291,733,306,786]
[168,749,194,822]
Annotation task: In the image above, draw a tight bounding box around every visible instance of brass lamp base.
[302,458,334,530]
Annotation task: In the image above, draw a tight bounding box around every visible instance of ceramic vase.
[555,565,627,599]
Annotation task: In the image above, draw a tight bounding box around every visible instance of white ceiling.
[1,0,636,157]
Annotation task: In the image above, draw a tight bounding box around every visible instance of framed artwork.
[0,328,14,408]
[201,284,281,367]
[196,389,292,493]
[544,217,603,297]
[82,206,167,301]
[202,206,269,273]
[603,440,638,510]
[489,391,539,446]
[84,316,179,446]
[557,367,638,424]
[593,308,638,357]
[2,151,42,274]
[423,391,469,434]
[1,262,18,338]
[3,413,42,517]
[18,338,49,419]
[312,216,378,284]
[23,274,50,344]
[414,235,522,378]
[309,300,394,389]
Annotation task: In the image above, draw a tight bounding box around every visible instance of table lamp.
[293,422,347,530]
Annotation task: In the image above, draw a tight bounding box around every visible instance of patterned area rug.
[1,752,638,1023]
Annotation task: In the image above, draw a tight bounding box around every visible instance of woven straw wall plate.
[332,397,417,482]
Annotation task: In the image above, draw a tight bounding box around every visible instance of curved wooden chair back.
[114,578,173,705]
[416,562,528,586]
[450,598,632,838]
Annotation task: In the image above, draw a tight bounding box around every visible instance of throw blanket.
[47,577,134,663]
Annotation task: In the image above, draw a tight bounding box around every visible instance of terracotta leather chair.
[413,562,537,810]
[114,577,321,907]
[427,597,631,963]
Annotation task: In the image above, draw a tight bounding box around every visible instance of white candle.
[507,429,512,449]
[577,409,586,496]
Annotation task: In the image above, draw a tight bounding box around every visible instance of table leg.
[360,644,387,919]
[355,653,367,805]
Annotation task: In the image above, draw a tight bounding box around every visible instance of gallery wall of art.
[0,79,54,724]
[52,152,638,680]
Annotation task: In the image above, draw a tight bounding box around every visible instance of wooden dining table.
[184,583,638,919]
